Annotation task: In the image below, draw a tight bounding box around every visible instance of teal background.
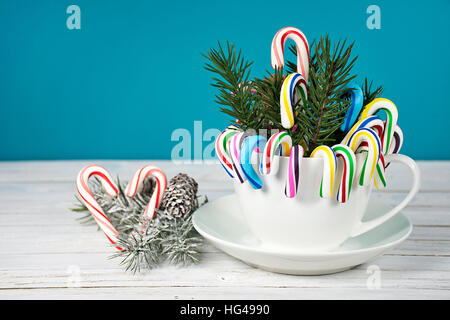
[0,0,449,160]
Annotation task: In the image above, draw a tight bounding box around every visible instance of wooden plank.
[0,160,448,192]
[0,254,449,290]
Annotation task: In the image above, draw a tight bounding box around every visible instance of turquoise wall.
[1,0,449,160]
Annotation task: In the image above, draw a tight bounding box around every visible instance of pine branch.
[111,203,204,274]
[71,174,206,274]
[203,34,381,154]
[112,223,162,273]
[203,41,262,130]
[161,214,203,266]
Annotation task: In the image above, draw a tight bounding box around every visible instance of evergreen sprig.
[111,209,203,274]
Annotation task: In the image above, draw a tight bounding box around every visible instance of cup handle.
[350,153,421,237]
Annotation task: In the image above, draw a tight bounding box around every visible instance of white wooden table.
[0,160,449,299]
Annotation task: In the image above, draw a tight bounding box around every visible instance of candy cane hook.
[260,131,292,175]
[341,115,384,146]
[76,165,121,250]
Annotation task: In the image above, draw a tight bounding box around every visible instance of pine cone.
[160,173,198,218]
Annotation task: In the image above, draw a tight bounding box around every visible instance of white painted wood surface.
[0,160,449,299]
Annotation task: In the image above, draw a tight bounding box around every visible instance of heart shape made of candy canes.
[76,164,167,251]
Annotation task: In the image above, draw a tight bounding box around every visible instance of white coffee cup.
[234,153,420,252]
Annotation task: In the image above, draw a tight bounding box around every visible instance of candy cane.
[228,131,251,184]
[332,144,356,203]
[310,145,337,199]
[76,165,121,250]
[260,131,292,175]
[280,73,307,129]
[240,135,267,189]
[271,27,310,81]
[346,128,382,187]
[215,128,238,178]
[340,83,363,132]
[360,98,398,155]
[341,115,384,145]
[125,165,167,218]
[285,144,304,198]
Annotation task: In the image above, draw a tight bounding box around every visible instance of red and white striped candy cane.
[76,165,121,250]
[125,165,167,218]
[271,27,310,81]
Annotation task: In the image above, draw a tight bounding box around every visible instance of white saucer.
[193,194,412,275]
